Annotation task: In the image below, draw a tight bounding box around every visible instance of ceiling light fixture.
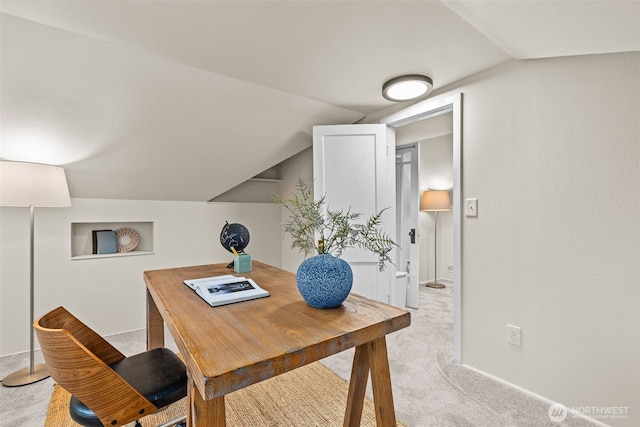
[382,74,433,102]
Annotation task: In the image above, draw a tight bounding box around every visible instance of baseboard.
[460,363,610,427]
[0,327,148,358]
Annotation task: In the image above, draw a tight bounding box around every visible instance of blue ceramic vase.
[296,254,353,309]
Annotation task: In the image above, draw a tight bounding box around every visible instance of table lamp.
[0,161,71,387]
[420,190,451,289]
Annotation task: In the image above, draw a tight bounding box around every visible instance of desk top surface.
[144,261,411,399]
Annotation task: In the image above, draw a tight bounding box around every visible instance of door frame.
[380,93,463,363]
[395,142,420,309]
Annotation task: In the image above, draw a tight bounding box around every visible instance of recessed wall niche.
[71,221,154,259]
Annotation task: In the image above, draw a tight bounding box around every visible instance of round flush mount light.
[382,74,433,102]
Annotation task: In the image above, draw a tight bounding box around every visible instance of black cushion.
[69,348,187,426]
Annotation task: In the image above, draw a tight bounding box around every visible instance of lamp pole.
[2,206,50,386]
[427,211,445,289]
[1,161,71,387]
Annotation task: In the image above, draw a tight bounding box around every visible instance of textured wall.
[458,53,639,425]
[360,51,639,426]
[278,148,314,274]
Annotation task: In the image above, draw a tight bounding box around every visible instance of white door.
[396,144,420,308]
[313,124,395,303]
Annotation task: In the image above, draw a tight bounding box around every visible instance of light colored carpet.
[45,361,407,426]
[321,285,600,427]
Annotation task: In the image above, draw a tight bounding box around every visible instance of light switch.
[465,198,478,217]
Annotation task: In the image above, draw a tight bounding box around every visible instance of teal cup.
[234,254,252,273]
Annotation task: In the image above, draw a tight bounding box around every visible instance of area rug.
[45,361,407,426]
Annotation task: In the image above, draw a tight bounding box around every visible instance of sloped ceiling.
[1,1,638,201]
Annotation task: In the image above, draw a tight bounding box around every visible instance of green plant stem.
[274,177,397,270]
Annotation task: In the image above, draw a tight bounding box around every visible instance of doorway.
[380,93,462,362]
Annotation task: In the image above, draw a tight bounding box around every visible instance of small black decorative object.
[220,221,250,268]
[220,222,250,268]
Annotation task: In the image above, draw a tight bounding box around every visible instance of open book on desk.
[183,275,269,307]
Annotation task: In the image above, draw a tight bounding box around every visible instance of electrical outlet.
[506,324,521,346]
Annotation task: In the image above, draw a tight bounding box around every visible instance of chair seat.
[70,348,187,426]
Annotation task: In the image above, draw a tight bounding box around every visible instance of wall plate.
[465,198,478,217]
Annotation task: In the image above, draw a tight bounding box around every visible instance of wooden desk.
[144,261,411,427]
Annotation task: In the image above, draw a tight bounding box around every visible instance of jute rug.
[45,361,407,426]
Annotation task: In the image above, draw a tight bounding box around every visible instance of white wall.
[453,53,640,425]
[354,51,640,426]
[0,199,282,355]
[277,148,314,274]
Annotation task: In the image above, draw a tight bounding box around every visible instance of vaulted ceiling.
[1,1,638,201]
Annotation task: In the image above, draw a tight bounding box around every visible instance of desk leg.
[344,344,370,427]
[146,289,164,350]
[368,337,397,427]
[344,338,397,427]
[188,377,226,427]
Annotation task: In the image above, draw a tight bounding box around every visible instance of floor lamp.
[420,190,451,289]
[0,161,71,387]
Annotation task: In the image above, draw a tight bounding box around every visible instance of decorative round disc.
[115,227,139,252]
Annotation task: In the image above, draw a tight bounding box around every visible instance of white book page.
[184,274,237,290]
[184,275,269,307]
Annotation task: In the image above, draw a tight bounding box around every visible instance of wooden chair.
[34,306,187,427]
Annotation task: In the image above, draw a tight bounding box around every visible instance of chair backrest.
[35,306,158,426]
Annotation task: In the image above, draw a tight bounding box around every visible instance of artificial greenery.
[274,178,397,271]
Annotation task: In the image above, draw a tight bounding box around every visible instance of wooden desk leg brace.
[344,337,397,427]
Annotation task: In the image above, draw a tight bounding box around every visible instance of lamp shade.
[420,190,451,212]
[0,161,71,207]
